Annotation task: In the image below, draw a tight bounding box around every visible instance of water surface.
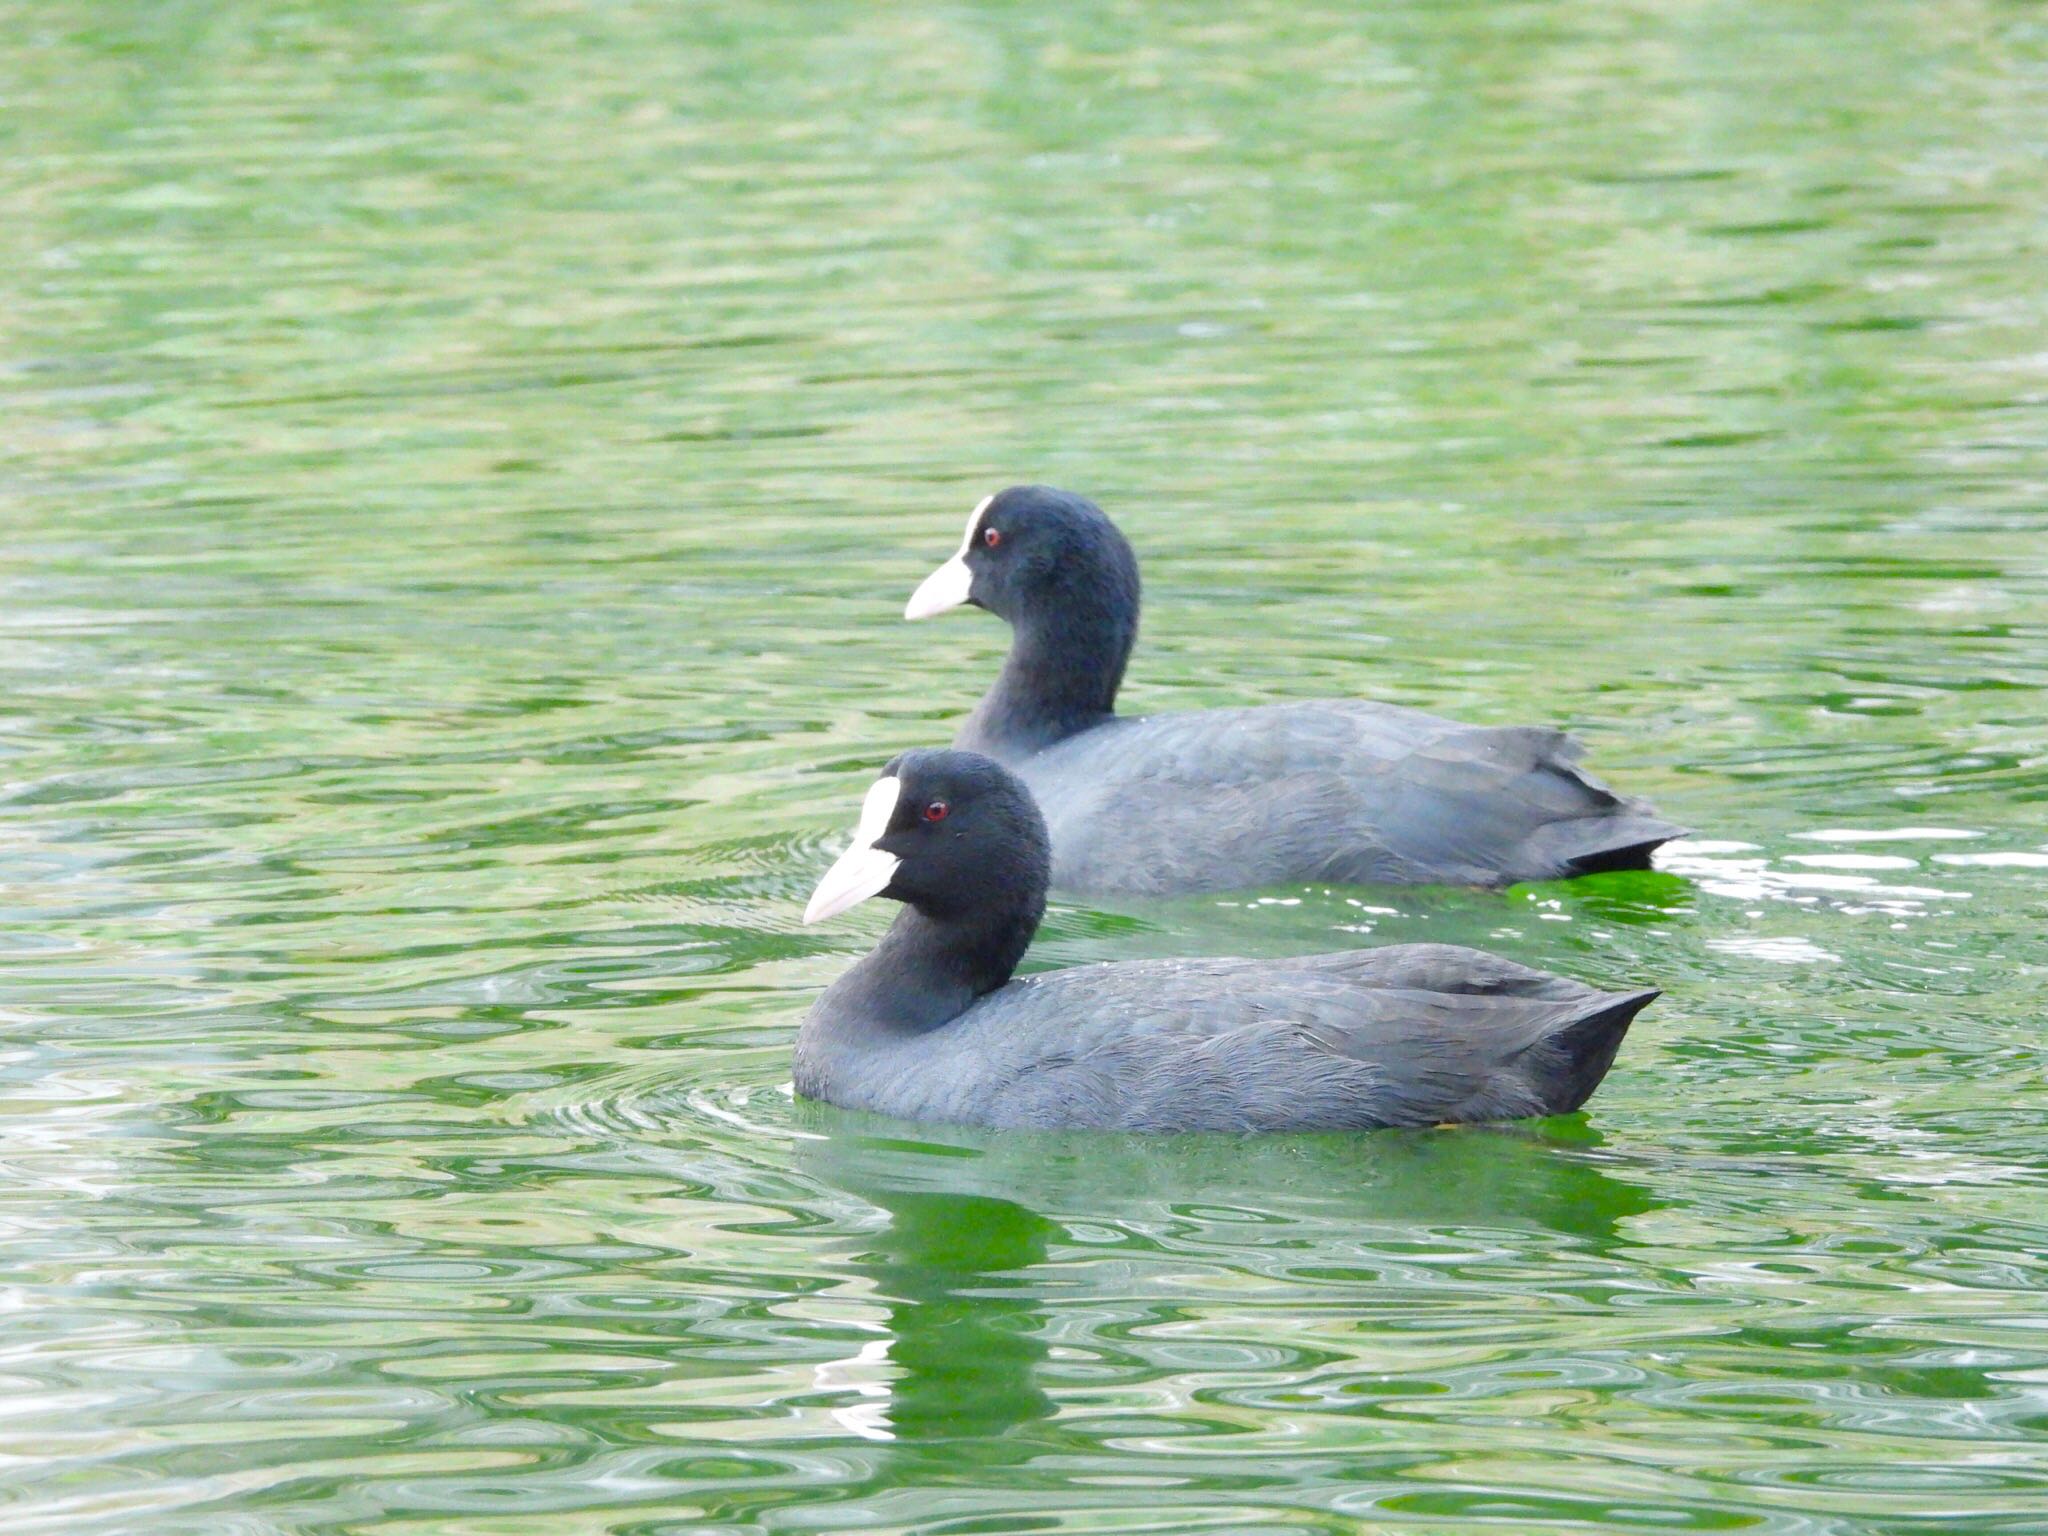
[4,2,2048,1531]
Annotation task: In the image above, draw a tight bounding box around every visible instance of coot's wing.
[1367,714,1682,883]
[958,943,1655,1132]
[1020,702,1683,893]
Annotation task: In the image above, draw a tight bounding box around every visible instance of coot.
[905,486,1684,895]
[798,749,1656,1133]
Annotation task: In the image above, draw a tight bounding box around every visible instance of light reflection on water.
[4,0,2048,1531]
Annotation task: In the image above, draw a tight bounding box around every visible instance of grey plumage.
[1016,701,1682,895]
[918,486,1685,895]
[798,751,1656,1134]
[800,940,1656,1134]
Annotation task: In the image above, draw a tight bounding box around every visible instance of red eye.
[922,799,949,823]
[982,527,1002,548]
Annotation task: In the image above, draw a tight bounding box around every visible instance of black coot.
[798,749,1656,1133]
[904,486,1685,896]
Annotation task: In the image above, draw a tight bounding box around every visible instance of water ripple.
[4,0,2048,1531]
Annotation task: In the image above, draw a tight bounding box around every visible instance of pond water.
[5,2,2047,1531]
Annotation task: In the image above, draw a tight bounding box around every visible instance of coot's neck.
[956,592,1138,762]
[803,891,1042,1044]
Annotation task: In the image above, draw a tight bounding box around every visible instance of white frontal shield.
[903,495,992,620]
[804,776,903,923]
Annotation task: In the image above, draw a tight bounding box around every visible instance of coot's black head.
[903,485,1141,631]
[804,749,1051,927]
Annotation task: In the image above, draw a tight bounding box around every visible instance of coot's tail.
[1520,810,1689,880]
[1441,725,1687,883]
[1563,815,1689,875]
[1535,988,1659,1115]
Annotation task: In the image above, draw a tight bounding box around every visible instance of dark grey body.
[796,939,1655,1133]
[935,487,1684,896]
[972,700,1681,896]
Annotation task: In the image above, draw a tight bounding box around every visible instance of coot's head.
[804,749,1051,926]
[903,486,1140,629]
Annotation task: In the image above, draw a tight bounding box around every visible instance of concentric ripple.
[4,0,2048,1532]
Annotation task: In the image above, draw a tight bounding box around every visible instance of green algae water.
[5,2,2048,1531]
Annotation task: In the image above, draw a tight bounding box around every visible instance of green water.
[5,1,2047,1531]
